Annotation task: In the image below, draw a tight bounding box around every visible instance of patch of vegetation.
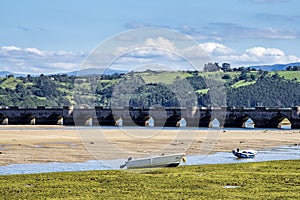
[140,71,192,84]
[0,160,299,199]
[273,71,300,82]
[0,76,22,90]
[196,88,209,94]
[227,75,300,107]
[232,80,256,88]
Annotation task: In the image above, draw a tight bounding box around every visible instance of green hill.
[0,70,299,107]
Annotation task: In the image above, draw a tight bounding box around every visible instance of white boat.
[232,148,257,158]
[120,153,186,169]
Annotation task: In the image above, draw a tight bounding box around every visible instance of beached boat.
[232,149,257,158]
[120,153,186,169]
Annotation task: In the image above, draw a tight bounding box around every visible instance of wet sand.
[0,125,299,166]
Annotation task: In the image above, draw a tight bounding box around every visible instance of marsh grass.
[0,160,299,199]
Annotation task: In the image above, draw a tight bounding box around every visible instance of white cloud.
[242,47,300,64]
[198,42,235,55]
[144,37,176,51]
[24,48,45,56]
[84,36,204,71]
[203,44,300,66]
[0,46,87,74]
[84,36,180,70]
[176,42,300,68]
[1,42,299,74]
[179,45,210,61]
[1,46,21,51]
[245,47,285,57]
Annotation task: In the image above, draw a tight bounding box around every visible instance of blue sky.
[1,0,300,74]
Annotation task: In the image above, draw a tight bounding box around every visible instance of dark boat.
[232,148,257,158]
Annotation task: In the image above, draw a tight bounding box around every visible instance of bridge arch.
[236,115,256,128]
[115,116,123,126]
[199,116,223,128]
[269,115,291,129]
[176,117,186,127]
[13,114,36,125]
[133,114,154,127]
[145,116,154,127]
[209,117,221,128]
[278,118,292,129]
[164,115,181,127]
[74,114,92,126]
[30,116,36,125]
[199,115,211,127]
[46,114,64,125]
[242,118,255,128]
[98,113,116,126]
[0,113,8,125]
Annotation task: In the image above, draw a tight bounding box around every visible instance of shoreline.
[1,145,299,176]
[0,126,299,166]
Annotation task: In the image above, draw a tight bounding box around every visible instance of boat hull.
[124,154,185,169]
[232,150,257,158]
[233,153,255,158]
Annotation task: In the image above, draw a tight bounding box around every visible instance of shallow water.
[185,145,300,166]
[0,145,299,175]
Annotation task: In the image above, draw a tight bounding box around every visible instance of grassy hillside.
[232,80,256,88]
[0,160,299,199]
[139,71,192,84]
[0,76,22,90]
[139,70,262,88]
[0,70,300,107]
[273,71,300,82]
[196,88,209,94]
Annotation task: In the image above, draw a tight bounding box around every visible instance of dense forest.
[0,69,300,108]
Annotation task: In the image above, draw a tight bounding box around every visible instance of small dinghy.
[120,153,186,169]
[232,148,257,158]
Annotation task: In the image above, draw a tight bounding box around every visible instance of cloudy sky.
[1,0,300,74]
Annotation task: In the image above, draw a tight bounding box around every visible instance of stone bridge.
[0,106,299,128]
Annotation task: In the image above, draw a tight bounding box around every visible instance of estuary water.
[0,145,299,175]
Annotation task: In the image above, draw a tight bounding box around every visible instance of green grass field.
[273,71,300,82]
[0,160,299,199]
[0,77,22,90]
[232,80,256,88]
[140,71,192,84]
[196,88,209,94]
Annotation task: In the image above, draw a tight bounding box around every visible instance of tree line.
[0,70,299,107]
